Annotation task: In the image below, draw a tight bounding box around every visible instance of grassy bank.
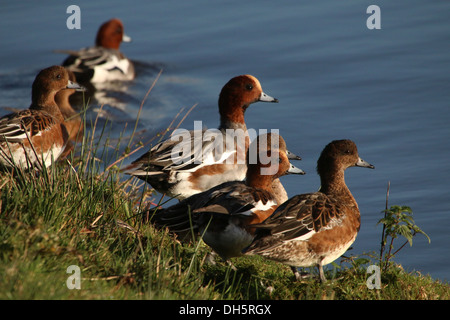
[0,117,448,300]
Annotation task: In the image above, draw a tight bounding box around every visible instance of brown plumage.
[94,18,128,49]
[54,69,85,159]
[244,139,375,282]
[0,66,83,169]
[122,75,279,200]
[150,133,304,261]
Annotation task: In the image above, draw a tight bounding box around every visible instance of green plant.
[378,182,430,272]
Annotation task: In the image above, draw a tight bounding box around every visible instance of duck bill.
[122,33,132,43]
[67,80,86,92]
[287,163,305,175]
[356,157,375,169]
[259,91,279,103]
[286,149,302,161]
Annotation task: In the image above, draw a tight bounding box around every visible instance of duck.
[151,132,305,261]
[243,139,375,282]
[60,18,134,83]
[0,66,83,169]
[54,69,85,159]
[123,74,279,200]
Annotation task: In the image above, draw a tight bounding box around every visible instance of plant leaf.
[398,225,413,246]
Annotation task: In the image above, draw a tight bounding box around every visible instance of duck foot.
[291,267,315,281]
[205,252,217,266]
[291,266,329,283]
[205,252,237,271]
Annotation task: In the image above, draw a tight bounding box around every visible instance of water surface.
[1,0,449,282]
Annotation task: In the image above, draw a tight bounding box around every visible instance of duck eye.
[56,74,62,80]
[245,84,253,91]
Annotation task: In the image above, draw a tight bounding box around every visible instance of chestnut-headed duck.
[244,139,375,282]
[123,75,279,200]
[55,69,85,159]
[0,66,83,169]
[151,133,305,261]
[60,18,134,83]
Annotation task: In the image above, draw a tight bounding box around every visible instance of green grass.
[1,112,448,300]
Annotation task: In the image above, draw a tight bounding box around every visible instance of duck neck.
[219,118,250,163]
[30,90,64,122]
[218,94,248,130]
[271,178,288,204]
[219,118,247,131]
[55,89,76,118]
[319,166,351,196]
[246,164,274,193]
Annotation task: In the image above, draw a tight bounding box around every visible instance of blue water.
[1,0,449,283]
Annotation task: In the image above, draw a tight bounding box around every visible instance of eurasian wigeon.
[55,69,85,159]
[60,18,134,83]
[243,139,375,282]
[152,133,305,261]
[0,66,83,169]
[261,134,302,204]
[123,75,279,200]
